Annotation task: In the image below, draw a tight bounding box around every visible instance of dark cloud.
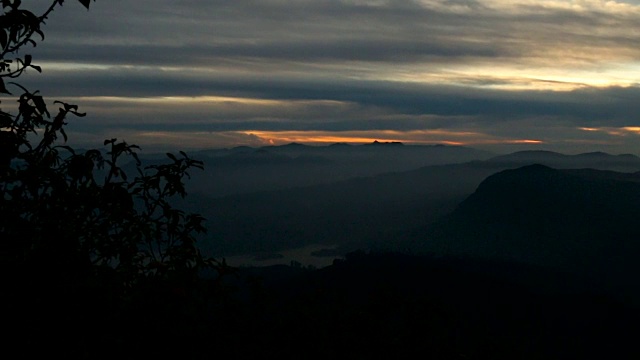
[7,0,640,153]
[17,64,640,129]
[32,40,503,66]
[34,0,640,67]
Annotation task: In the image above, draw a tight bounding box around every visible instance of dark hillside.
[422,164,640,304]
[215,252,640,359]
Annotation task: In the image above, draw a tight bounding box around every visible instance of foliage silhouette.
[1,2,233,356]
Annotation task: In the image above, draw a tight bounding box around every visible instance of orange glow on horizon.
[253,134,413,145]
[245,130,542,147]
[246,130,468,146]
[119,129,546,150]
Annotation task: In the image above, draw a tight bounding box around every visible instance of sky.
[9,0,640,154]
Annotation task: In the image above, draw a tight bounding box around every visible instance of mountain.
[422,164,640,304]
[183,143,494,197]
[187,149,640,261]
[487,150,640,172]
[190,161,507,257]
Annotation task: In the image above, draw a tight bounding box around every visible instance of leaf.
[57,145,76,155]
[70,110,86,117]
[7,81,28,94]
[54,100,79,113]
[0,29,7,50]
[9,26,18,43]
[60,128,68,142]
[78,0,91,9]
[32,96,50,118]
[0,110,12,128]
[0,78,11,95]
[131,152,141,166]
[35,28,44,41]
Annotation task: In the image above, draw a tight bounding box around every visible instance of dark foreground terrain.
[7,148,640,359]
[7,251,639,359]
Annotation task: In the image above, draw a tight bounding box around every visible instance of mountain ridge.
[421,164,640,304]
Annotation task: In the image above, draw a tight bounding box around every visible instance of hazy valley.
[158,144,640,273]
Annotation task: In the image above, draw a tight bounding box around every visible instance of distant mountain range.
[486,150,640,172]
[182,142,494,197]
[181,146,640,264]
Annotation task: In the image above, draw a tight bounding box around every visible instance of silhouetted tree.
[1,4,231,355]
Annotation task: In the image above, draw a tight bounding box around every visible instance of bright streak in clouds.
[580,126,640,136]
[244,129,542,147]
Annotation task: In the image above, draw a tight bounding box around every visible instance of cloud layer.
[8,0,640,153]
